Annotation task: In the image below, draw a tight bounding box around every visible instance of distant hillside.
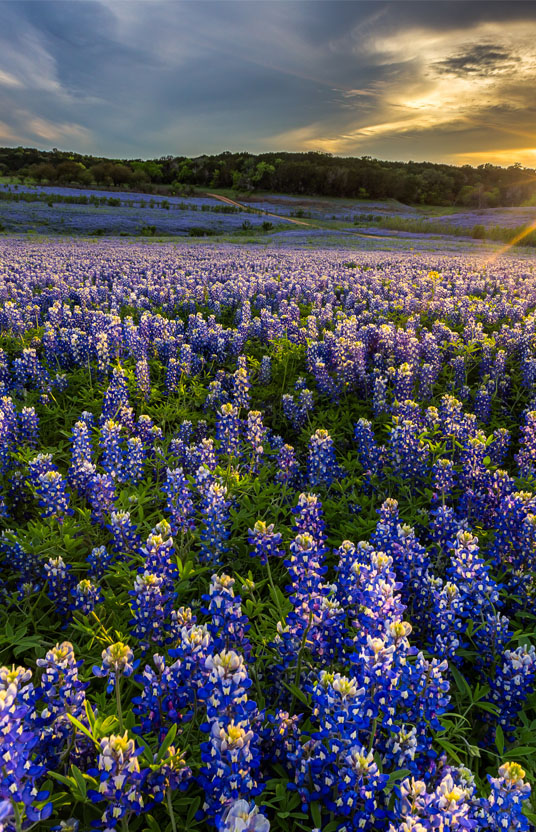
[1,145,535,208]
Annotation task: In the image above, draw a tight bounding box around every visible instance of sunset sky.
[1,1,535,166]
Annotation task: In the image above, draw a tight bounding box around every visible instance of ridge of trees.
[1,145,535,207]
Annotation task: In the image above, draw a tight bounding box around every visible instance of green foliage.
[2,144,536,205]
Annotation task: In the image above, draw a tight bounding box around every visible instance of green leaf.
[66,714,99,747]
[186,796,201,825]
[310,801,322,828]
[282,682,310,706]
[48,771,74,789]
[504,746,536,758]
[156,722,178,763]
[435,737,463,764]
[386,768,412,785]
[495,725,504,756]
[71,765,87,800]
[84,699,97,731]
[450,666,472,701]
[144,815,161,832]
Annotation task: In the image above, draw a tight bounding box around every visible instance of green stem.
[265,557,285,623]
[167,789,178,832]
[115,673,124,732]
[289,611,313,716]
[368,717,378,751]
[12,801,23,832]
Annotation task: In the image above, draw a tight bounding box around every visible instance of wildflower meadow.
[0,238,535,832]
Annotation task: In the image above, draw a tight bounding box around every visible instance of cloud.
[0,1,535,166]
[0,121,18,142]
[25,116,91,144]
[435,45,520,77]
[0,70,23,88]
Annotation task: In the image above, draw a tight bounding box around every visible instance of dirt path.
[206,192,312,226]
[206,192,405,240]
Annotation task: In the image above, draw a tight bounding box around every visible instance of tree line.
[1,145,535,207]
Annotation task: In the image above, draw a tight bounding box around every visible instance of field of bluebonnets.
[1,236,536,832]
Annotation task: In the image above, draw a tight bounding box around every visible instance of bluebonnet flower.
[35,469,73,522]
[0,533,41,594]
[431,459,456,500]
[96,331,110,373]
[71,579,102,616]
[275,443,298,485]
[217,799,269,832]
[487,644,536,740]
[447,530,500,615]
[307,429,341,488]
[87,733,147,830]
[44,556,75,617]
[0,802,13,831]
[419,362,439,399]
[233,366,251,409]
[489,491,536,603]
[354,418,384,478]
[102,367,130,421]
[388,418,429,481]
[129,571,174,650]
[372,372,388,417]
[87,473,117,524]
[516,410,536,477]
[68,419,94,491]
[474,380,493,423]
[133,651,192,741]
[107,511,141,558]
[258,356,271,386]
[292,492,327,542]
[136,358,151,399]
[87,545,114,580]
[0,664,53,827]
[143,744,191,807]
[124,436,146,484]
[179,343,193,376]
[313,359,339,399]
[198,649,262,823]
[283,386,314,430]
[93,642,138,693]
[481,762,531,831]
[200,482,231,565]
[202,574,252,656]
[428,504,464,562]
[28,452,55,483]
[489,427,510,466]
[196,437,218,471]
[217,403,241,457]
[245,410,266,471]
[100,419,123,480]
[394,362,414,402]
[163,467,195,534]
[36,641,87,752]
[248,521,284,565]
[430,578,466,663]
[19,406,39,446]
[142,520,177,582]
[166,356,181,392]
[458,432,489,492]
[260,710,301,768]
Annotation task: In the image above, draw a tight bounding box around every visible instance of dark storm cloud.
[435,45,520,77]
[0,1,535,165]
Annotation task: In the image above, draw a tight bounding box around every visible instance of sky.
[0,0,536,167]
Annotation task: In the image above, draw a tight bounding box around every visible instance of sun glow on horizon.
[453,148,536,168]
